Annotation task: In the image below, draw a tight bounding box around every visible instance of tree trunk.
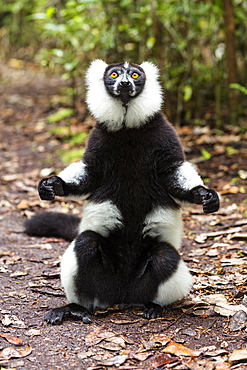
[222,0,239,125]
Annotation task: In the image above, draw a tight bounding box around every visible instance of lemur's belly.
[79,200,183,250]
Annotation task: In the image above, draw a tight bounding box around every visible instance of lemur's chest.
[99,128,160,174]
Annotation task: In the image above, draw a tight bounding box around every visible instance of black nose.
[120,80,131,86]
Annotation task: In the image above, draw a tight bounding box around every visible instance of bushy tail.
[24,212,81,241]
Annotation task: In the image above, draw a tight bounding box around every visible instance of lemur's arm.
[38,161,92,200]
[164,161,220,214]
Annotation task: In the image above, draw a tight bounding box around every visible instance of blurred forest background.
[0,0,246,128]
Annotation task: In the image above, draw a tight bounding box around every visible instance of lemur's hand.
[38,176,65,201]
[192,186,220,214]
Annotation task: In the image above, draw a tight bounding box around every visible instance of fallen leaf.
[229,310,247,331]
[2,174,21,181]
[184,358,214,370]
[0,333,23,345]
[97,354,128,367]
[162,341,201,357]
[99,342,124,351]
[204,348,228,357]
[2,315,26,328]
[25,329,41,337]
[195,234,208,244]
[220,257,247,266]
[206,248,219,257]
[40,167,55,177]
[10,271,28,277]
[85,328,116,346]
[215,303,247,317]
[106,336,126,348]
[141,334,171,349]
[180,327,197,337]
[229,348,247,363]
[77,350,95,360]
[110,318,141,325]
[0,345,32,360]
[17,199,30,210]
[201,294,247,316]
[204,294,229,305]
[132,352,152,361]
[152,353,180,367]
[4,255,21,265]
[195,226,247,243]
[150,334,171,346]
[0,251,13,257]
[215,362,231,370]
[0,267,9,273]
[230,232,247,240]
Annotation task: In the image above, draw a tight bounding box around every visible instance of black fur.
[73,231,180,307]
[25,212,80,241]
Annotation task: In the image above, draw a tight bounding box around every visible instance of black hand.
[192,186,220,214]
[38,176,65,201]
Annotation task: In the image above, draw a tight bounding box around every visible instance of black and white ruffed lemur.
[25,60,220,324]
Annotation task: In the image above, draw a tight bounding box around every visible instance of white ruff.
[143,206,183,250]
[61,241,79,304]
[79,200,123,237]
[153,259,193,306]
[86,59,163,131]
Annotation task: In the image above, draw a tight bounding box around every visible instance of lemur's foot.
[44,303,92,324]
[143,302,163,319]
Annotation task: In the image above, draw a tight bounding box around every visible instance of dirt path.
[0,61,247,369]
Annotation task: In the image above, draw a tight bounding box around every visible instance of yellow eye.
[132,73,139,79]
[110,72,118,78]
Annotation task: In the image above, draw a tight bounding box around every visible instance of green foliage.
[57,148,85,163]
[67,132,88,146]
[226,146,238,155]
[47,108,74,123]
[50,126,88,143]
[230,84,247,95]
[200,149,211,161]
[2,0,247,126]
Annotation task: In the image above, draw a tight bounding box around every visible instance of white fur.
[61,241,108,310]
[60,241,80,304]
[176,162,203,190]
[143,206,183,250]
[153,259,193,306]
[58,160,87,185]
[79,200,123,237]
[86,59,163,131]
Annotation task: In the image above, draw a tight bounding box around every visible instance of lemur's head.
[86,59,163,131]
[103,62,146,106]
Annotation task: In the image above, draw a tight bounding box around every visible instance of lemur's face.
[104,62,146,106]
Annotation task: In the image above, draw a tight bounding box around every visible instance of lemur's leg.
[137,206,192,318]
[129,236,193,319]
[45,230,120,324]
[44,200,124,325]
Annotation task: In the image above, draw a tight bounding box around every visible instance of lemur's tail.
[24,212,80,241]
